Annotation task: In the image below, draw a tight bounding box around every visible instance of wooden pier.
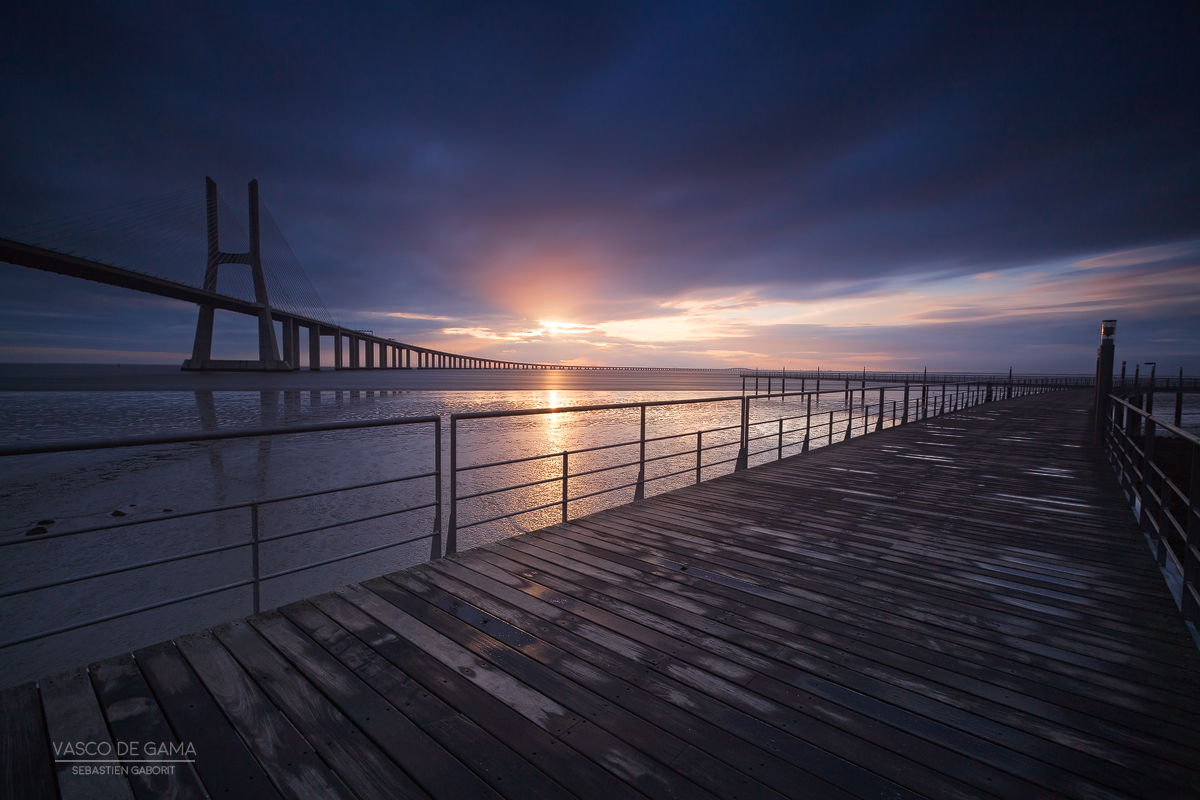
[4,390,1199,799]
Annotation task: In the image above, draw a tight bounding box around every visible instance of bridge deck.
[5,391,1200,800]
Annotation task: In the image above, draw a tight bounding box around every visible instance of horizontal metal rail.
[0,414,440,457]
[1100,393,1199,626]
[3,469,437,547]
[0,414,443,650]
[448,380,1069,551]
[2,377,1074,656]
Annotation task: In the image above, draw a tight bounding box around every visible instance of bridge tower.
[182,178,290,371]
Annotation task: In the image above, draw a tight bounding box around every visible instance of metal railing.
[0,415,441,651]
[734,376,1094,400]
[1101,393,1200,625]
[741,370,1098,389]
[0,376,1075,651]
[447,378,1069,552]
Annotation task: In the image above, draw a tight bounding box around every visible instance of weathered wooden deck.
[5,390,1200,800]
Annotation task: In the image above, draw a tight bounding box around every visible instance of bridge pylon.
[182,178,291,371]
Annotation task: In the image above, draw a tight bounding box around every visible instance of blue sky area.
[1,2,1197,372]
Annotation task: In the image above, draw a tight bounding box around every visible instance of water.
[0,370,787,686]
[3,372,1190,688]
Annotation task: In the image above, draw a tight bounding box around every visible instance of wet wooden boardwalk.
[5,390,1200,800]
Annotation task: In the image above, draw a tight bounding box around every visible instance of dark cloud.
[0,1,1197,367]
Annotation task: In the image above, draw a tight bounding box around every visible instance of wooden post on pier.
[1095,320,1116,441]
[1176,367,1184,427]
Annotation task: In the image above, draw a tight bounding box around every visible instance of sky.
[1,1,1197,373]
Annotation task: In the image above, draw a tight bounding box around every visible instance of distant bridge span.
[0,179,696,373]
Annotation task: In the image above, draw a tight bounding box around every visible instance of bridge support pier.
[290,320,301,370]
[308,325,320,370]
[281,318,299,370]
[188,306,216,366]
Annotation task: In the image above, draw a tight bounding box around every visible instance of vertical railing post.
[431,417,442,560]
[635,405,648,495]
[828,409,834,446]
[447,417,458,555]
[1141,410,1161,560]
[902,383,909,424]
[250,501,260,615]
[735,397,749,471]
[802,394,811,453]
[696,431,702,484]
[561,451,569,524]
[875,387,885,432]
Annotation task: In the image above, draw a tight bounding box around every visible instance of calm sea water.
[1,370,1194,687]
[0,370,823,686]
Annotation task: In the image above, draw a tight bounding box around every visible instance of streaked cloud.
[0,4,1196,371]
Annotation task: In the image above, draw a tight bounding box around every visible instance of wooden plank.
[211,618,430,800]
[510,531,1200,796]
[474,545,1137,800]
[580,507,1200,724]
[175,629,357,800]
[622,519,1200,720]
[277,598,577,800]
[40,667,134,800]
[345,579,715,800]
[387,565,798,800]
[540,522,1200,774]
[695,503,1195,652]
[247,608,502,800]
[307,590,645,800]
[451,550,990,800]
[134,642,281,800]
[554,510,1185,709]
[403,559,886,800]
[0,682,56,800]
[360,577,715,788]
[89,654,209,800]
[637,493,1194,647]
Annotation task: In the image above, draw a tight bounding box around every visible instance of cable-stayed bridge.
[0,179,681,372]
